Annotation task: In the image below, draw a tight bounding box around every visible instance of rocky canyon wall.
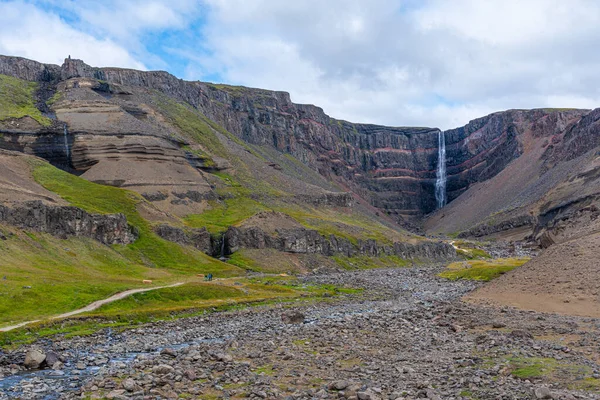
[0,55,592,217]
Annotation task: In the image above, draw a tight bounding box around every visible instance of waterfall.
[219,234,226,261]
[435,130,447,209]
[63,123,70,163]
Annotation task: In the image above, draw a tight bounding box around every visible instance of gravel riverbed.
[1,267,599,399]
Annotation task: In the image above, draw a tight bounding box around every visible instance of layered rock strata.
[0,55,594,219]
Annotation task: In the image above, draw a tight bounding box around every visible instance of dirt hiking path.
[0,282,185,333]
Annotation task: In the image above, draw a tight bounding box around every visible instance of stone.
[106,389,127,400]
[534,386,552,399]
[153,364,175,375]
[183,368,197,381]
[213,352,233,362]
[161,348,177,358]
[329,380,351,390]
[426,389,442,400]
[282,311,305,324]
[510,330,534,340]
[357,390,380,400]
[122,378,137,392]
[24,349,46,369]
[44,351,60,368]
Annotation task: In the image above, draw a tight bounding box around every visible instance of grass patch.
[155,94,229,158]
[0,74,51,126]
[504,356,595,391]
[226,250,263,272]
[1,276,355,348]
[0,159,248,328]
[248,276,362,297]
[439,258,530,281]
[253,364,274,375]
[45,91,62,107]
[225,249,313,274]
[87,280,299,316]
[272,203,416,246]
[184,196,269,234]
[509,357,558,379]
[452,240,491,259]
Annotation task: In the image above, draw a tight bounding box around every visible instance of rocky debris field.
[1,267,600,400]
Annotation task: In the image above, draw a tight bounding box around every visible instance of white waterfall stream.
[435,130,447,209]
[63,123,70,162]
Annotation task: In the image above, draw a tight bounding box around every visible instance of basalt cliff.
[0,54,599,258]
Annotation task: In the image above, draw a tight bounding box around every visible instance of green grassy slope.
[0,227,174,325]
[0,159,247,327]
[0,74,51,126]
[31,159,241,275]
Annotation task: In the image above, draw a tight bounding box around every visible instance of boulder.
[24,349,46,369]
[152,364,175,375]
[534,386,552,399]
[282,311,305,324]
[44,351,60,368]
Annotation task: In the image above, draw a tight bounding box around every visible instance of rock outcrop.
[458,215,537,238]
[225,226,455,260]
[154,220,455,260]
[154,224,212,254]
[0,55,597,223]
[0,201,137,244]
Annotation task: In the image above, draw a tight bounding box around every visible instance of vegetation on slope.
[452,240,491,259]
[0,158,253,327]
[88,280,302,316]
[0,227,174,326]
[439,258,530,281]
[30,158,241,275]
[0,74,51,126]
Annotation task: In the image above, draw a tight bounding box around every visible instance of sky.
[1,0,599,129]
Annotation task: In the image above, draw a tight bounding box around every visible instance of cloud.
[2,0,600,129]
[0,1,145,69]
[195,0,600,128]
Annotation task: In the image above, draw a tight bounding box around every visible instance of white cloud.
[195,0,600,129]
[0,1,145,69]
[2,0,600,129]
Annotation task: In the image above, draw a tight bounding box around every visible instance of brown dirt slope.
[467,226,600,317]
[0,149,65,205]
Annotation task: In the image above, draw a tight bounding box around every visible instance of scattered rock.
[282,310,305,324]
[122,378,137,392]
[534,386,552,399]
[43,351,60,368]
[152,364,174,375]
[510,329,534,340]
[160,348,177,358]
[23,349,46,369]
[329,380,351,390]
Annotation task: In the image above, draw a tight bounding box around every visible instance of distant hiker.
[208,273,213,281]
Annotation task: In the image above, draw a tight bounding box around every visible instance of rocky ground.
[1,267,599,400]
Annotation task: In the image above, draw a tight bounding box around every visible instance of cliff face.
[0,55,593,219]
[0,201,137,244]
[154,222,456,260]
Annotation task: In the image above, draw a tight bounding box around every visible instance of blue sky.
[1,0,600,129]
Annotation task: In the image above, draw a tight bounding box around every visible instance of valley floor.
[1,267,600,399]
